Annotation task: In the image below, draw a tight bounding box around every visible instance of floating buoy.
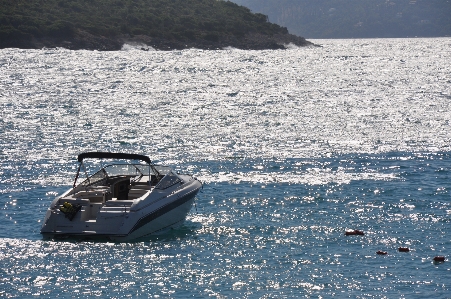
[376,250,388,255]
[345,229,365,236]
[398,247,410,252]
[433,256,445,262]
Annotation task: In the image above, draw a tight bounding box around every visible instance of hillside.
[231,0,451,38]
[0,0,311,50]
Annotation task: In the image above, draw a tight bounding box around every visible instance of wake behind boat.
[40,152,202,241]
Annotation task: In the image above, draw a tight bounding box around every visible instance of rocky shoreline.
[2,29,313,51]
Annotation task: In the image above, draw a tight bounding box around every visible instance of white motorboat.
[40,152,202,241]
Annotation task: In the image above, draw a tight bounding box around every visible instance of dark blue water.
[1,153,450,298]
[1,38,451,297]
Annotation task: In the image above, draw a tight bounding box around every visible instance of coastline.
[0,30,313,51]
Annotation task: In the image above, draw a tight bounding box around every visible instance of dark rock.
[433,256,445,262]
[345,229,365,236]
[2,29,312,51]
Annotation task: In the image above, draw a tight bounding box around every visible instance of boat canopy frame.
[73,152,161,188]
[77,152,152,164]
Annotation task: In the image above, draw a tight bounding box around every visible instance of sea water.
[1,38,450,298]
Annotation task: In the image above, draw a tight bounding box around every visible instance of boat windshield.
[103,164,147,177]
[155,171,183,190]
[76,163,173,188]
[153,165,172,176]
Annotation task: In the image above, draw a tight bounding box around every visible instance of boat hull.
[41,179,201,241]
[111,191,197,241]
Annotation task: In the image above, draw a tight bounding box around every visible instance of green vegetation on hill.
[0,0,310,50]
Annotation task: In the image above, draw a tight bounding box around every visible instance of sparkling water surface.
[1,38,451,298]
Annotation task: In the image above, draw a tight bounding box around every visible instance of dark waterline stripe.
[129,191,197,234]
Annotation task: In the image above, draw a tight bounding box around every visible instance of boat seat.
[113,178,130,201]
[88,186,110,191]
[74,190,111,203]
[132,180,150,185]
[130,184,151,190]
[74,190,106,197]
